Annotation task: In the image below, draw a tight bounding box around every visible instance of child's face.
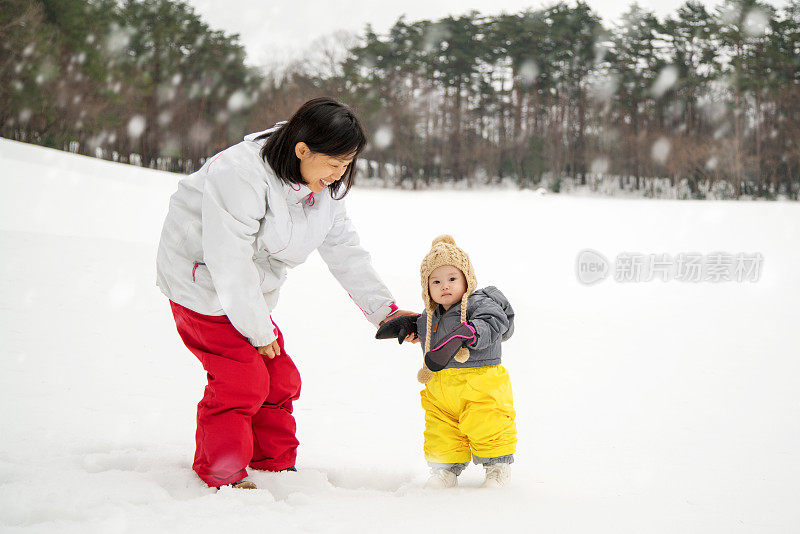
[428,265,467,310]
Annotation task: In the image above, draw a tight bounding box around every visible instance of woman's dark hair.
[260,97,367,199]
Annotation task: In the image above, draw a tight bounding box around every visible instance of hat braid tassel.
[417,310,434,384]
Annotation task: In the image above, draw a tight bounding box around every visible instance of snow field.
[1,138,799,533]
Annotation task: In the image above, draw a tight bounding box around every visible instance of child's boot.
[481,463,510,488]
[424,468,458,489]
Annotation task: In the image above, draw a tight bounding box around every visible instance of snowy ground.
[1,138,799,533]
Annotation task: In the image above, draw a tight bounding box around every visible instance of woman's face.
[295,142,354,194]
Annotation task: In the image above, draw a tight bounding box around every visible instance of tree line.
[1,0,258,171]
[2,0,798,199]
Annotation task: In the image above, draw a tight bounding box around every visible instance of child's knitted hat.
[417,235,477,383]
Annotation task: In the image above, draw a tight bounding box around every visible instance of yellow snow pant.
[420,365,516,464]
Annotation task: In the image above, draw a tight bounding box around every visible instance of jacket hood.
[243,122,314,204]
[243,121,287,144]
[473,286,510,309]
[470,286,515,342]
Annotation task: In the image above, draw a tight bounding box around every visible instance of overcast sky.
[185,0,791,67]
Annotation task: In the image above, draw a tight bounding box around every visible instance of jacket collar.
[285,181,314,205]
[434,300,462,318]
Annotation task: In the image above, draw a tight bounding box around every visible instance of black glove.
[424,322,476,371]
[375,314,420,344]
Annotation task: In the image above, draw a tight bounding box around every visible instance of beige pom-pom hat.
[417,235,477,383]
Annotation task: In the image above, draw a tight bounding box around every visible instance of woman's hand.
[376,312,419,344]
[380,309,417,326]
[256,340,281,359]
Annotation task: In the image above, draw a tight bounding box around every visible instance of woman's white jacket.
[156,129,396,347]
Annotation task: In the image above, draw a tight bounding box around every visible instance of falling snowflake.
[372,126,393,149]
[161,136,181,156]
[518,61,539,86]
[127,116,146,139]
[588,74,618,102]
[743,8,770,37]
[591,157,610,175]
[106,24,133,55]
[215,110,229,124]
[651,66,679,98]
[227,90,250,112]
[36,60,57,84]
[651,137,671,164]
[190,122,212,145]
[158,85,176,102]
[158,111,172,126]
[421,23,451,54]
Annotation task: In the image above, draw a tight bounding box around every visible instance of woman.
[156,98,408,489]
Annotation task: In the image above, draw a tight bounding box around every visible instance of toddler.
[377,235,516,488]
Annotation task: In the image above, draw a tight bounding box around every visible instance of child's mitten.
[375,314,420,344]
[424,322,476,371]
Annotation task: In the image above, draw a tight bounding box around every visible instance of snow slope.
[1,138,799,533]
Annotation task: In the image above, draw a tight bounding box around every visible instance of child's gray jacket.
[416,286,515,370]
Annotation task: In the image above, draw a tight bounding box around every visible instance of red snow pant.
[169,301,301,487]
